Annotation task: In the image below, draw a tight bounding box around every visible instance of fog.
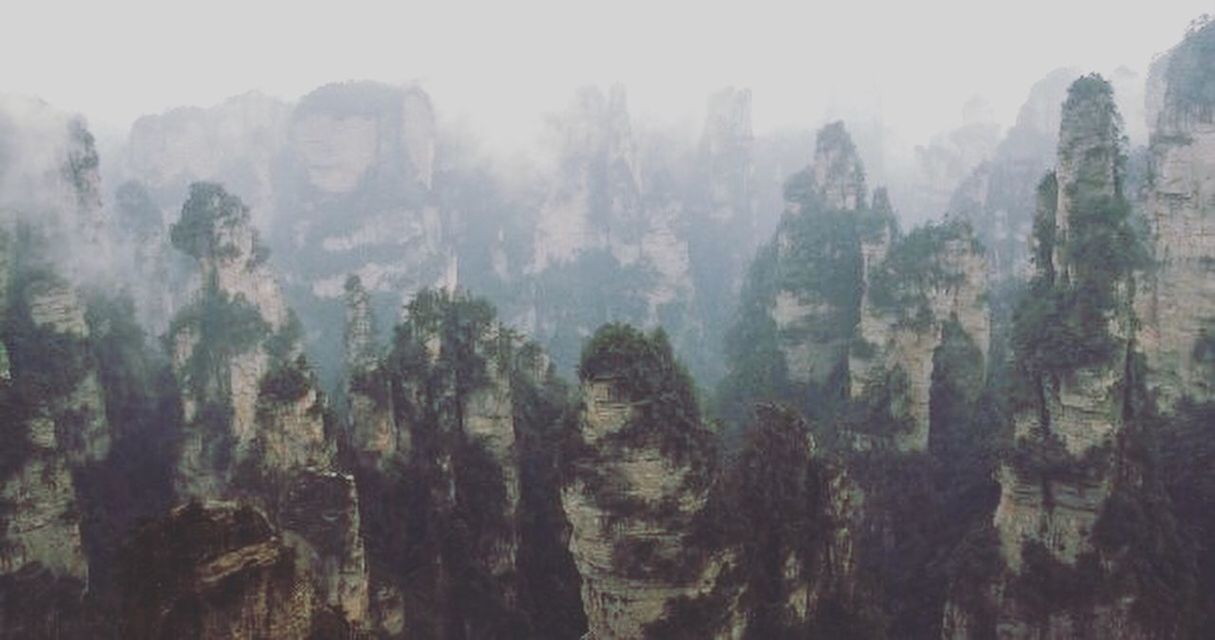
[3,0,1209,151]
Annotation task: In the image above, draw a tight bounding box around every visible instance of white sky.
[2,0,1210,148]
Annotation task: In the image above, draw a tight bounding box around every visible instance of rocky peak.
[167,183,368,623]
[701,87,755,223]
[1053,75,1124,279]
[561,324,717,638]
[810,121,867,211]
[343,275,377,374]
[702,87,753,159]
[125,91,288,228]
[0,251,117,633]
[171,181,287,329]
[0,99,111,281]
[531,84,644,270]
[290,81,436,196]
[850,218,989,452]
[975,74,1149,636]
[1137,18,1215,409]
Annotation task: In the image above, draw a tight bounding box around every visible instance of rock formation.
[727,120,989,453]
[116,501,348,639]
[560,325,718,639]
[166,182,368,625]
[767,121,869,390]
[0,97,112,281]
[117,82,805,388]
[973,74,1150,638]
[124,92,288,229]
[344,288,534,637]
[1136,20,1215,409]
[849,203,990,452]
[0,115,118,634]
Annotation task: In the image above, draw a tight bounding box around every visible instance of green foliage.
[716,243,796,428]
[578,323,711,468]
[170,182,266,261]
[258,355,313,405]
[510,352,588,639]
[526,249,657,374]
[363,288,548,637]
[928,318,985,455]
[840,366,915,438]
[868,220,980,329]
[1011,541,1105,623]
[1030,172,1059,279]
[1159,399,1215,634]
[649,404,833,638]
[0,265,93,481]
[777,207,864,324]
[168,282,270,401]
[1012,82,1145,394]
[74,291,182,610]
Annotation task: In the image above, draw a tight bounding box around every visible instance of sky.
[2,0,1211,149]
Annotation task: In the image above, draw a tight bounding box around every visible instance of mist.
[5,4,1215,639]
[1,2,1204,142]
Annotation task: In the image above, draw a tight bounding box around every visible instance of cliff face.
[343,289,544,637]
[531,84,643,271]
[119,82,803,388]
[0,271,99,638]
[344,276,402,471]
[0,116,119,632]
[560,327,717,639]
[117,502,328,640]
[769,122,869,389]
[977,75,1150,638]
[166,182,368,625]
[1136,21,1215,409]
[280,82,443,303]
[994,76,1126,569]
[561,379,709,638]
[733,121,989,454]
[850,206,990,452]
[125,92,288,229]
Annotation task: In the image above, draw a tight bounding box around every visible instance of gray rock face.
[119,82,802,386]
[1136,25,1215,409]
[125,92,288,229]
[702,88,755,225]
[772,122,868,388]
[850,221,990,452]
[0,269,109,621]
[983,76,1141,637]
[343,276,404,471]
[118,502,321,640]
[167,183,368,625]
[561,378,717,639]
